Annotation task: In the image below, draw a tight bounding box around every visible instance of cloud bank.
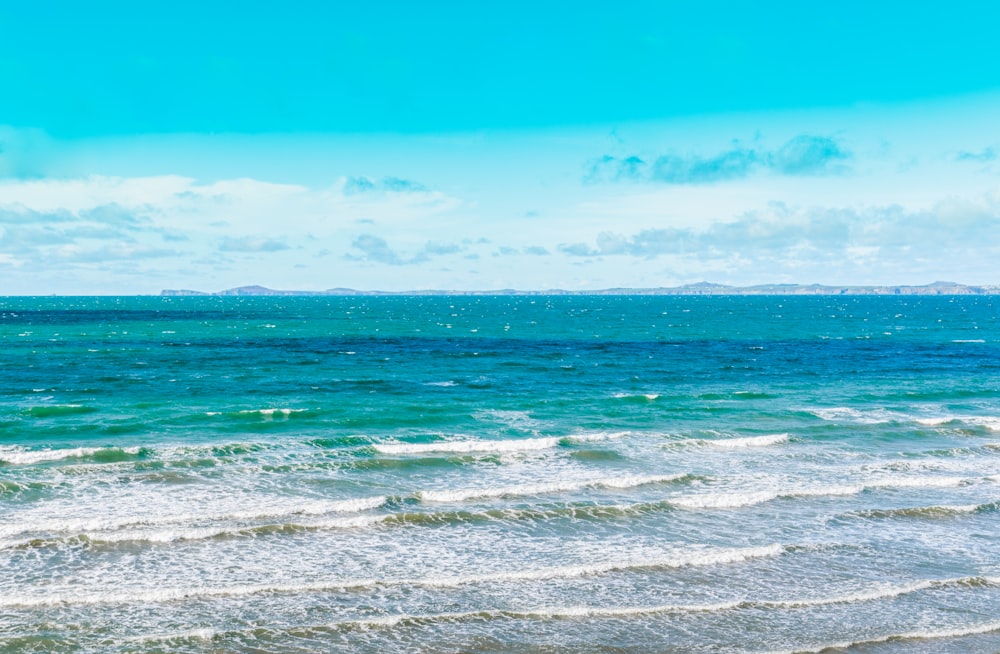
[586,135,852,184]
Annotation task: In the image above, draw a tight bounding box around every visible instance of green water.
[2,295,999,652]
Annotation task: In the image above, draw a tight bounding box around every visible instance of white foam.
[374,437,561,455]
[968,417,1000,432]
[853,503,985,518]
[373,430,630,455]
[764,619,1000,654]
[238,408,306,417]
[0,544,785,608]
[0,496,387,542]
[915,416,959,426]
[0,446,142,466]
[809,407,900,424]
[338,578,946,624]
[685,433,790,449]
[672,491,781,509]
[672,476,971,510]
[760,580,937,608]
[866,476,968,490]
[417,474,688,503]
[75,514,391,545]
[473,409,539,428]
[567,430,632,443]
[127,580,987,639]
[612,393,659,400]
[124,627,217,644]
[422,544,786,586]
[916,415,1000,431]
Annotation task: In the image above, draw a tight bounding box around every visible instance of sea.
[1,295,999,653]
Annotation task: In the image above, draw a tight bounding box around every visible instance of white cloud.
[0,173,472,292]
[4,96,1000,293]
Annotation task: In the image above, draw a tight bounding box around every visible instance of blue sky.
[2,1,1000,292]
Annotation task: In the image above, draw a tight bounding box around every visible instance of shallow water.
[2,295,999,652]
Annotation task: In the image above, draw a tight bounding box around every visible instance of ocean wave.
[915,415,1000,431]
[671,476,975,510]
[612,393,660,401]
[765,618,1000,654]
[671,490,783,509]
[4,500,682,549]
[809,407,903,424]
[417,473,691,503]
[565,431,632,443]
[373,431,627,455]
[676,433,790,449]
[915,416,962,426]
[57,576,1000,632]
[374,437,561,455]
[25,404,98,418]
[57,514,393,547]
[237,408,308,418]
[0,496,387,543]
[846,501,998,519]
[472,409,540,428]
[0,446,144,466]
[0,544,786,608]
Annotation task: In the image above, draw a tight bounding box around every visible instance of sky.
[2,1,1000,294]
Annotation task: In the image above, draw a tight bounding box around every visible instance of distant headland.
[161,282,1000,297]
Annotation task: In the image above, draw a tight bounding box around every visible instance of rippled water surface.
[2,295,1000,652]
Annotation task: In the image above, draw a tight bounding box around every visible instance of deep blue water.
[2,295,1000,652]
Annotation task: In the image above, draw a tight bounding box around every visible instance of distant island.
[161,282,1000,296]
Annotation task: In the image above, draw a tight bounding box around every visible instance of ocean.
[1,295,999,653]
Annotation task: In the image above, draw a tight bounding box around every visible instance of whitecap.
[0,496,387,542]
[764,619,1000,654]
[671,491,781,509]
[0,544,785,607]
[671,476,971,510]
[238,408,306,417]
[0,446,142,466]
[915,415,1000,431]
[809,407,902,424]
[374,437,561,455]
[680,433,789,449]
[417,473,689,503]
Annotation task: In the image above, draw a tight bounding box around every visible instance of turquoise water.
[2,295,999,653]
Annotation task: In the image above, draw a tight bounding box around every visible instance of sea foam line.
[273,577,981,624]
[671,476,975,510]
[373,432,628,455]
[0,496,387,542]
[374,437,560,455]
[72,515,392,546]
[0,544,787,608]
[237,408,307,418]
[762,618,1000,654]
[107,577,1000,640]
[2,498,687,549]
[0,446,143,466]
[417,473,690,503]
[809,407,912,425]
[844,501,997,519]
[677,433,790,449]
[915,415,1000,431]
